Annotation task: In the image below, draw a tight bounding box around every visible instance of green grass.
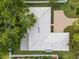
[1,51,9,59]
[2,55,9,59]
[62,52,76,59]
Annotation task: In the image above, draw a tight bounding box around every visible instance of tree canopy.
[49,0,57,7]
[0,0,36,51]
[64,19,79,51]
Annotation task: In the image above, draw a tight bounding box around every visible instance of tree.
[73,19,79,31]
[0,0,36,51]
[64,25,76,39]
[73,33,79,42]
[64,19,79,51]
[49,0,57,8]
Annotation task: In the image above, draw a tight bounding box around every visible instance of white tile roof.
[20,7,69,51]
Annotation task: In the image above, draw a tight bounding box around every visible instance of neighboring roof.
[23,0,67,3]
[11,54,58,59]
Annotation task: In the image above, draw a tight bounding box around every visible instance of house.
[20,7,69,51]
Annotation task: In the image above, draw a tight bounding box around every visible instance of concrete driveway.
[54,10,77,32]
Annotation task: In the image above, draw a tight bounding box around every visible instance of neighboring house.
[20,7,69,51]
[57,0,67,3]
[23,0,67,3]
